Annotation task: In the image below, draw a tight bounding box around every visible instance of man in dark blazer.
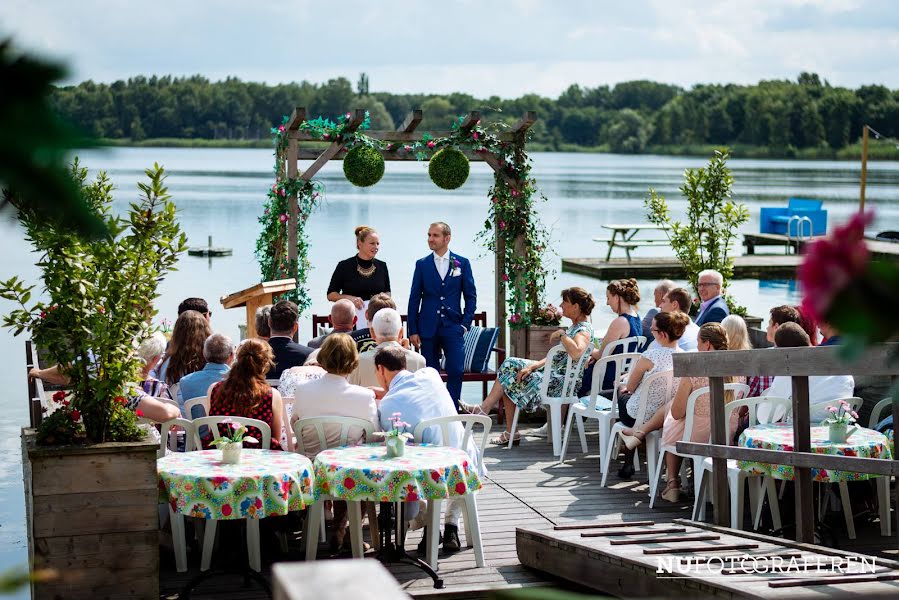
[694,269,730,325]
[408,222,477,408]
[266,300,312,379]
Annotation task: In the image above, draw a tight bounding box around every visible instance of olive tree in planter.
[0,161,186,599]
[645,150,750,316]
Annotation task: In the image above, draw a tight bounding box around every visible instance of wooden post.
[860,125,869,212]
[893,380,898,545]
[286,107,304,269]
[708,376,729,527]
[791,375,814,543]
[495,231,506,350]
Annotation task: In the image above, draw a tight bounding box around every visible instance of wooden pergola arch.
[281,107,538,354]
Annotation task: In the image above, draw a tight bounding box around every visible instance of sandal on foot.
[491,431,521,446]
[620,430,645,451]
[459,400,489,416]
[661,480,682,503]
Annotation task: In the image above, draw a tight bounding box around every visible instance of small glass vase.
[385,436,405,459]
[221,441,243,464]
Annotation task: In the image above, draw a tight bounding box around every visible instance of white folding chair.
[559,352,641,471]
[599,370,673,488]
[190,416,271,572]
[296,416,377,561]
[158,418,196,573]
[649,383,750,508]
[508,344,592,455]
[692,396,791,530]
[412,415,490,570]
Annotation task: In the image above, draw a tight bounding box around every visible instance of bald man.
[308,299,357,349]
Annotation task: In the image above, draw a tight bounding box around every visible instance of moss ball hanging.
[343,145,385,187]
[429,147,470,190]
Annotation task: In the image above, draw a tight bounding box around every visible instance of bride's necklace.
[356,257,376,278]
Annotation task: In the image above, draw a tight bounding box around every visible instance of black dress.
[327,256,391,301]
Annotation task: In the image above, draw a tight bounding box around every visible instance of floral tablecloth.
[314,444,482,502]
[738,423,893,482]
[158,449,314,519]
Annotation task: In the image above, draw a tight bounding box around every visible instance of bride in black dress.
[327,226,391,318]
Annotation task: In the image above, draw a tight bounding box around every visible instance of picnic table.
[593,223,669,261]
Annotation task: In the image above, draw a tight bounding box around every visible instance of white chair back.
[630,369,674,426]
[192,416,271,449]
[183,396,209,419]
[413,415,492,456]
[158,418,196,458]
[869,397,893,429]
[266,379,281,389]
[600,335,647,359]
[167,383,180,404]
[293,416,376,457]
[830,396,863,412]
[681,383,751,443]
[538,344,592,402]
[725,396,791,439]
[583,352,642,415]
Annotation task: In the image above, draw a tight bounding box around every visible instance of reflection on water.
[0,148,897,581]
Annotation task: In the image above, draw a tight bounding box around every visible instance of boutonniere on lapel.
[450,257,462,277]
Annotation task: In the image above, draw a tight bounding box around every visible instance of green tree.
[603,109,651,153]
[357,72,369,96]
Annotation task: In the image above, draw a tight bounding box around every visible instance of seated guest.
[157,310,212,386]
[613,311,688,478]
[460,287,594,446]
[136,331,172,399]
[177,333,233,418]
[266,300,312,379]
[819,320,842,346]
[348,308,425,388]
[350,292,397,353]
[292,333,379,457]
[765,305,802,344]
[374,346,484,553]
[293,334,379,551]
[178,297,211,321]
[206,338,284,450]
[761,323,854,423]
[254,305,272,340]
[722,314,771,401]
[795,305,819,345]
[694,270,729,325]
[647,288,699,351]
[641,279,676,350]
[308,299,357,349]
[622,323,741,501]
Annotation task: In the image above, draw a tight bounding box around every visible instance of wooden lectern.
[220,279,297,339]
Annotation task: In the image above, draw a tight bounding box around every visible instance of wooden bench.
[310,311,504,400]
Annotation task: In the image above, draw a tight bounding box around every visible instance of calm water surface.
[0,149,897,585]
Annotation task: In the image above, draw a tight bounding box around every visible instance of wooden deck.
[562,255,803,280]
[743,233,899,259]
[159,419,896,598]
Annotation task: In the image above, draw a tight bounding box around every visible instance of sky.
[1,0,898,97]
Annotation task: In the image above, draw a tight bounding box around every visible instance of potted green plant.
[525,303,564,361]
[0,161,185,599]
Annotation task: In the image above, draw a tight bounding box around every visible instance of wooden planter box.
[524,325,565,361]
[22,428,159,599]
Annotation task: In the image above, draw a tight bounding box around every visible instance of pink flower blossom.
[491,197,498,204]
[279,213,289,223]
[502,274,509,282]
[323,133,330,140]
[510,313,522,324]
[345,112,352,119]
[404,145,412,152]
[279,188,286,197]
[278,125,285,132]
[427,141,436,149]
[499,220,506,230]
[798,210,873,321]
[472,132,479,140]
[511,189,519,197]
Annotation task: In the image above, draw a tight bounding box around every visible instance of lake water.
[0,148,897,586]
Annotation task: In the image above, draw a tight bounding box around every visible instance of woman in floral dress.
[460,287,595,445]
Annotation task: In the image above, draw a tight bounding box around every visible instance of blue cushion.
[462,326,499,374]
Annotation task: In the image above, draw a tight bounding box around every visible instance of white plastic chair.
[508,344,592,455]
[649,383,749,508]
[692,396,791,530]
[413,415,491,570]
[600,335,647,359]
[158,418,196,573]
[869,397,893,429]
[183,395,209,420]
[190,416,272,572]
[867,396,894,536]
[559,352,641,471]
[297,416,377,561]
[599,370,673,488]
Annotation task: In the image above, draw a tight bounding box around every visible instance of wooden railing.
[673,344,898,543]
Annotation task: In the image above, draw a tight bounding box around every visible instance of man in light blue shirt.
[178,333,233,418]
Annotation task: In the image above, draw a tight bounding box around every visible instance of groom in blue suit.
[408,222,477,408]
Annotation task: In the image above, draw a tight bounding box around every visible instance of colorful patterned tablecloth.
[738,423,893,482]
[158,449,314,520]
[314,444,482,502]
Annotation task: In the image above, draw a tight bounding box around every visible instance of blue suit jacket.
[407,252,477,338]
[695,296,730,326]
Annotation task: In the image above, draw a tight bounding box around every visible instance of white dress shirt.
[759,374,856,423]
[433,250,450,279]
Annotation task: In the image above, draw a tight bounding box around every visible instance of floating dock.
[743,233,899,258]
[562,255,803,280]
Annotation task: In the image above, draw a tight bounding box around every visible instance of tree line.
[50,72,899,154]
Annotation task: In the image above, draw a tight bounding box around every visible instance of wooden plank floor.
[158,418,896,598]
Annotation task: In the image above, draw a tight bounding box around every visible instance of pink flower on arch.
[426,140,436,149]
[510,313,522,324]
[502,274,509,282]
[279,213,289,223]
[499,220,506,230]
[471,131,479,140]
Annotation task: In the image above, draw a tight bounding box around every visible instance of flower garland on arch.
[256,112,551,327]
